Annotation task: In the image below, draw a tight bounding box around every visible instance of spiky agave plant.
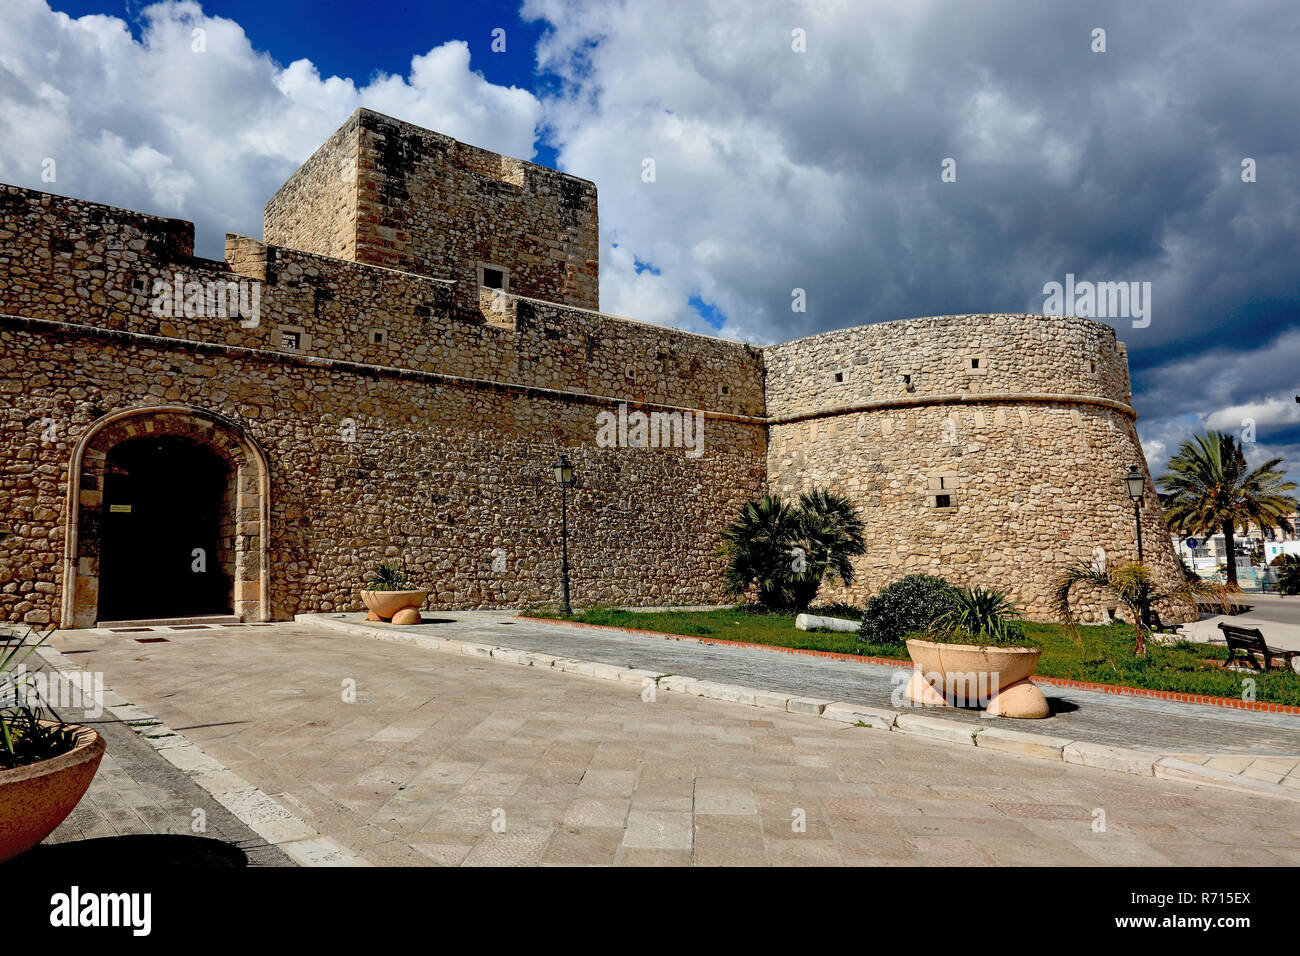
[933,586,1028,646]
[0,626,73,770]
[1053,562,1235,657]
[366,561,410,592]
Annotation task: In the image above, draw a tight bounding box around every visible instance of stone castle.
[0,108,1181,628]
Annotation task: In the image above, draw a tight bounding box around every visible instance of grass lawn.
[525,606,1300,707]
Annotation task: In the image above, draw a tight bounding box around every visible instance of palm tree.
[1053,562,1233,657]
[721,490,866,610]
[1157,431,1297,587]
[721,494,805,609]
[792,488,867,607]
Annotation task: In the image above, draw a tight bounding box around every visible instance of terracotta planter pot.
[905,638,1049,718]
[360,589,429,625]
[0,723,105,861]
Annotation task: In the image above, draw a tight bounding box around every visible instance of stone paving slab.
[27,641,366,867]
[26,702,293,867]
[305,611,1300,798]
[42,621,1300,866]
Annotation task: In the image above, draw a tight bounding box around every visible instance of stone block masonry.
[764,314,1180,619]
[0,107,1183,627]
[265,108,599,317]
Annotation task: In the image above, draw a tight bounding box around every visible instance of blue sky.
[52,0,561,167]
[1,0,1297,487]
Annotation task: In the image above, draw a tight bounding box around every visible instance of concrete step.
[98,615,242,629]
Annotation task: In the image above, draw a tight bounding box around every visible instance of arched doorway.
[62,406,270,628]
[98,435,233,621]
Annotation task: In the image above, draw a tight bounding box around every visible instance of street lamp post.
[1125,464,1146,563]
[553,454,574,615]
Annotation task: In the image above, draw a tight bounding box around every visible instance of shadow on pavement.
[12,834,251,868]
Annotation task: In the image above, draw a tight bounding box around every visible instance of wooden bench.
[1219,623,1300,672]
[1107,607,1183,635]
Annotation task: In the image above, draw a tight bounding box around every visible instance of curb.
[516,615,1300,716]
[34,644,372,867]
[299,614,1300,803]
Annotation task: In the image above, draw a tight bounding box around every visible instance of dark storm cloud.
[532,0,1299,480]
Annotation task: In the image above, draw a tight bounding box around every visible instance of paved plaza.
[375,612,1300,756]
[36,714,292,867]
[35,619,1300,866]
[1181,594,1300,651]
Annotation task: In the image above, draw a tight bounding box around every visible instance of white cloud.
[1206,397,1300,432]
[0,0,541,256]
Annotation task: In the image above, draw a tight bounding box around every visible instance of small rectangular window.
[833,371,844,384]
[935,494,952,508]
[275,325,311,353]
[970,358,979,369]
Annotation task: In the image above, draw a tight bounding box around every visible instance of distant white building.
[1170,511,1298,585]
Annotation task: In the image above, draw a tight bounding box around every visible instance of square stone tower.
[264,108,599,315]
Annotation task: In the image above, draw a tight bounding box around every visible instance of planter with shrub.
[360,562,429,626]
[891,583,1050,718]
[0,629,105,861]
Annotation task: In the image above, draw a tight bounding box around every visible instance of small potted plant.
[904,586,1049,718]
[0,627,106,860]
[360,562,429,626]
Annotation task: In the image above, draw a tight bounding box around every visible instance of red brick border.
[516,615,1300,716]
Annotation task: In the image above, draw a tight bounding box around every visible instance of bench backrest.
[1219,623,1266,649]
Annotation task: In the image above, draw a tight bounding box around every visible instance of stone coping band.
[0,313,765,425]
[768,391,1137,424]
[516,615,1300,716]
[0,312,1136,424]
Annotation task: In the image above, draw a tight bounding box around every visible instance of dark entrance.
[97,435,233,622]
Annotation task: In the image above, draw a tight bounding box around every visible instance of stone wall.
[0,186,764,416]
[0,316,767,625]
[261,112,359,264]
[763,314,1183,619]
[0,183,766,626]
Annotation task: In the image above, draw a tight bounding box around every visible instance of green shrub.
[1273,555,1300,595]
[859,574,956,646]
